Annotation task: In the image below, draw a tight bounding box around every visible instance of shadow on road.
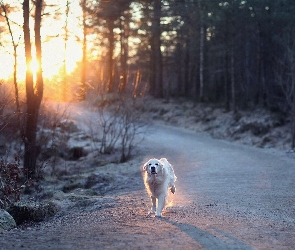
[162,218,254,250]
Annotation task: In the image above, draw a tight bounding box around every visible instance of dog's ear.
[160,163,165,175]
[143,162,148,171]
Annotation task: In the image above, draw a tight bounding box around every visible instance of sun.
[41,37,82,80]
[16,38,82,81]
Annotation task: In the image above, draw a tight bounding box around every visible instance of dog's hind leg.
[150,196,156,214]
[170,185,176,194]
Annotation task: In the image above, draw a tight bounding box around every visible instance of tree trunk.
[23,0,43,179]
[224,50,230,112]
[184,36,190,97]
[150,0,163,98]
[292,90,295,149]
[230,46,236,113]
[34,0,43,102]
[80,0,87,100]
[198,0,205,101]
[13,45,20,122]
[291,40,295,149]
[1,4,20,115]
[107,20,115,93]
[175,42,182,96]
[119,11,129,93]
[62,0,69,101]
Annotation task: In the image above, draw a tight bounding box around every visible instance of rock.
[85,173,104,189]
[58,119,78,133]
[85,173,114,190]
[62,178,86,193]
[0,135,6,155]
[8,201,58,225]
[70,146,87,159]
[0,209,16,231]
[64,188,98,202]
[52,190,67,200]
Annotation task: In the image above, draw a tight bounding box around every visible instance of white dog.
[143,158,177,217]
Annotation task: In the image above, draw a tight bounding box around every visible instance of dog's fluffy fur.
[143,158,177,217]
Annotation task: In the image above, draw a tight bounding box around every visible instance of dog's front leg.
[150,196,156,214]
[156,195,166,217]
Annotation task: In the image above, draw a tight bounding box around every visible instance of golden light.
[29,59,39,75]
[42,37,82,79]
[0,53,14,80]
[0,1,83,82]
[8,39,82,82]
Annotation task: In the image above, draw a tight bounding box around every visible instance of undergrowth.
[0,157,26,209]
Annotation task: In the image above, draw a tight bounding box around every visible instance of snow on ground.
[144,97,293,152]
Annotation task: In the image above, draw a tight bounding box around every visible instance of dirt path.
[1,122,295,249]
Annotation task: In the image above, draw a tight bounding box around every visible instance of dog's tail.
[160,158,177,194]
[159,158,169,166]
[160,158,177,181]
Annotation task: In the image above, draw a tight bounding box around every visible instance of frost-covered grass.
[145,97,292,151]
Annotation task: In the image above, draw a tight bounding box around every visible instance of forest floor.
[1,98,294,249]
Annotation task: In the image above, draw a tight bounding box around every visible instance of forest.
[0,0,295,184]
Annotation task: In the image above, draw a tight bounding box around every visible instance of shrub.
[0,157,24,209]
[89,94,149,162]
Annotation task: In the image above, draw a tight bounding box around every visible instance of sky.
[0,0,83,81]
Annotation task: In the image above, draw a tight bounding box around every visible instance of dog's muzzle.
[151,166,157,174]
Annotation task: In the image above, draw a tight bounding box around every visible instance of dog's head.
[143,158,164,175]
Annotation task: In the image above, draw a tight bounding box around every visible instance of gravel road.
[1,122,295,249]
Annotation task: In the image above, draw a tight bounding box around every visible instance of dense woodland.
[0,0,295,180]
[82,0,295,110]
[85,0,295,147]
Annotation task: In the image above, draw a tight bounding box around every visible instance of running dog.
[143,158,176,217]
